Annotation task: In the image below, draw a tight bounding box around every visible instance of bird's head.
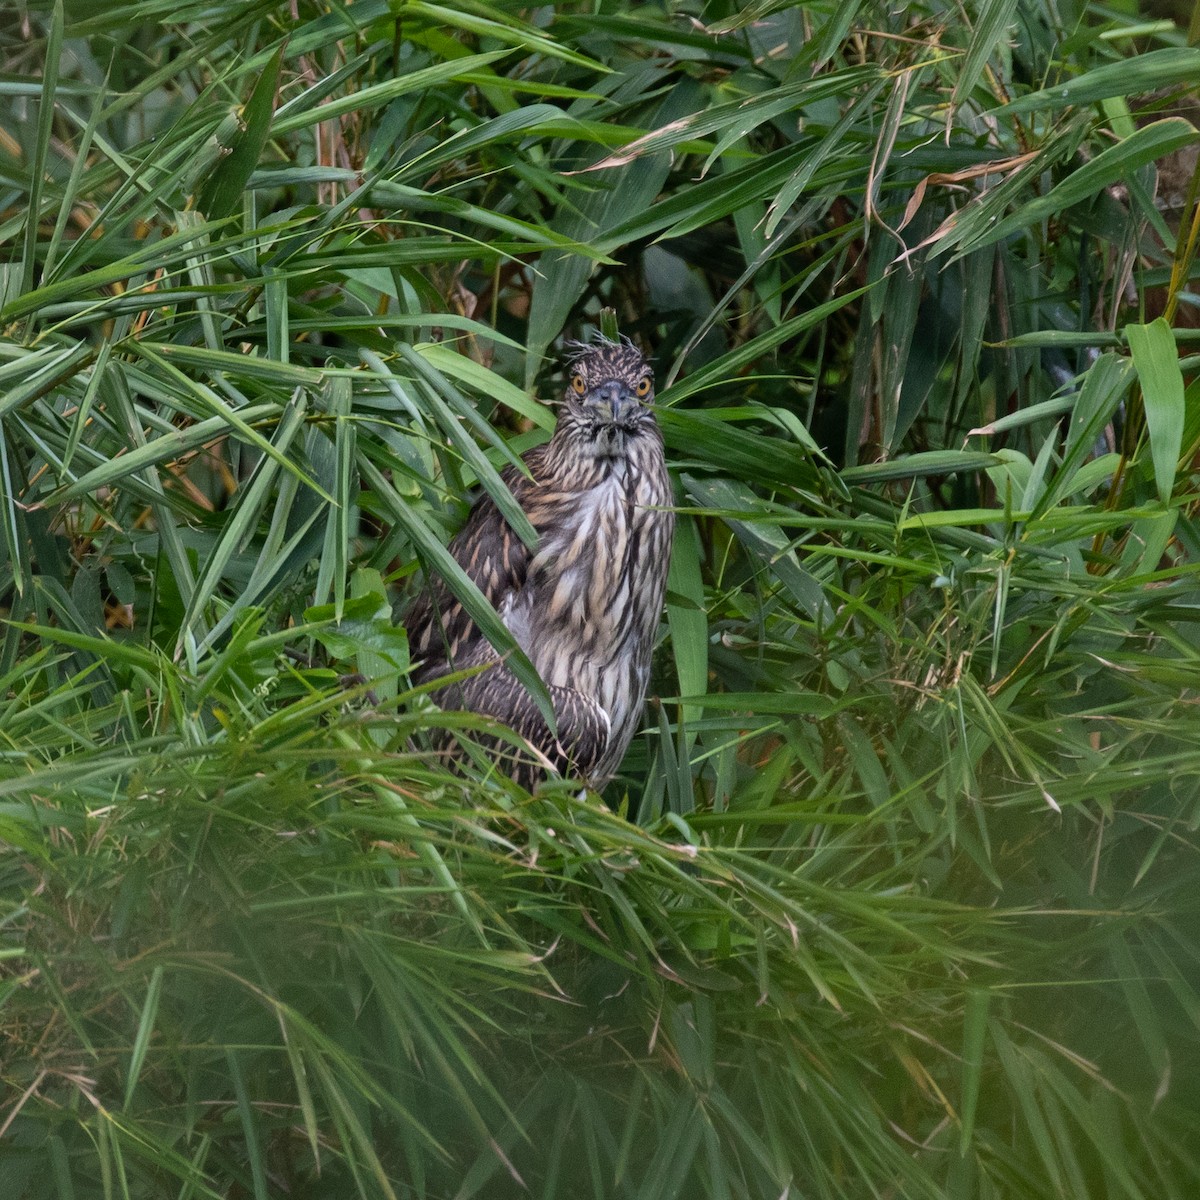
[561,339,656,456]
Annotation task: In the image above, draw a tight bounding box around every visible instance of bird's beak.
[590,380,634,426]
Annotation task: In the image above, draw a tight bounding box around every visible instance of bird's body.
[407,339,674,787]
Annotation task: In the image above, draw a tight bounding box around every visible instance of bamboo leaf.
[225,1049,269,1200]
[951,0,1019,114]
[1127,317,1185,505]
[122,966,163,1112]
[178,393,309,648]
[46,406,278,503]
[195,47,283,220]
[271,51,511,135]
[963,119,1200,253]
[667,516,707,733]
[0,216,239,322]
[841,451,1000,484]
[959,988,990,1154]
[20,0,63,298]
[995,47,1200,115]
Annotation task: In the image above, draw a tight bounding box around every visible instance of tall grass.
[2,0,1199,1196]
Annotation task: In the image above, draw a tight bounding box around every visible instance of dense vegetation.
[2,0,1199,1195]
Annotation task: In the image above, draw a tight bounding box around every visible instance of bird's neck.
[540,416,663,491]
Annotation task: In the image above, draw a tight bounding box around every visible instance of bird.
[406,337,675,789]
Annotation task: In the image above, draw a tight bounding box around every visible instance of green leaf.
[995,47,1200,114]
[963,119,1200,253]
[21,0,63,297]
[271,51,511,134]
[122,965,163,1112]
[841,451,1000,484]
[392,344,538,550]
[667,516,707,732]
[0,215,239,322]
[1127,317,1185,505]
[178,394,309,648]
[959,988,990,1154]
[307,590,409,672]
[195,47,283,220]
[951,0,1020,113]
[663,285,870,406]
[47,406,277,503]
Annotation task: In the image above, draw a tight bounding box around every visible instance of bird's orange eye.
[636,376,652,397]
[571,374,586,395]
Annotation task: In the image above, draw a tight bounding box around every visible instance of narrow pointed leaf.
[1127,317,1185,505]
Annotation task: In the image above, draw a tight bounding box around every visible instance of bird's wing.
[435,657,611,786]
[407,449,544,682]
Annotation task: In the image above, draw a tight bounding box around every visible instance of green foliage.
[2,0,1200,1196]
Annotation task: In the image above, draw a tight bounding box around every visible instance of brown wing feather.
[434,654,611,787]
[407,446,547,683]
[405,443,616,783]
